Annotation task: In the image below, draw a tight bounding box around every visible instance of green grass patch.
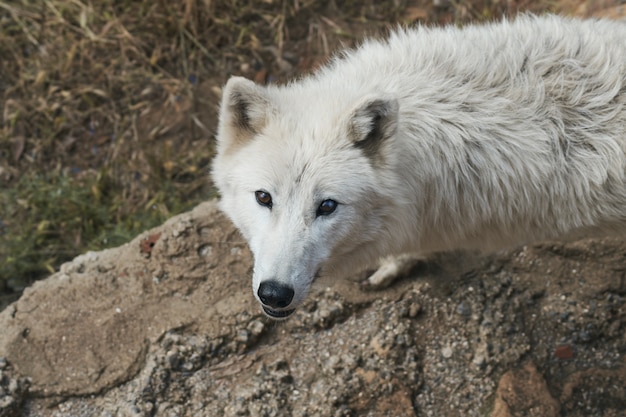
[0,168,203,292]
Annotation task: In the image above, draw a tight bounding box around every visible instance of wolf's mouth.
[262,306,295,319]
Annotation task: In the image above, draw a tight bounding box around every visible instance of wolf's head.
[212,76,403,319]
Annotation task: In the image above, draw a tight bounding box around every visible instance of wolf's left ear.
[349,98,399,161]
[217,76,270,152]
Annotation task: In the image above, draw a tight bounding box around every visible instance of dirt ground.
[0,201,625,416]
[1,1,626,416]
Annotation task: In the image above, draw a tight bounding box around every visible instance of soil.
[0,201,625,416]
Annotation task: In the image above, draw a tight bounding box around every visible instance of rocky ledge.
[1,200,624,416]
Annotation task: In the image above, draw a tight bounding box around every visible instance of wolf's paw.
[361,254,422,290]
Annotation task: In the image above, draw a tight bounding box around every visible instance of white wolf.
[212,15,626,319]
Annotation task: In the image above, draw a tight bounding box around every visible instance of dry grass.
[0,0,575,300]
[0,0,412,298]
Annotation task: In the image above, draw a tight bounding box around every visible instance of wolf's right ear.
[217,76,269,152]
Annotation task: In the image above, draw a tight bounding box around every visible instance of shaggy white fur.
[212,15,626,318]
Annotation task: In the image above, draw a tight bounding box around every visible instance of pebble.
[0,396,15,409]
[554,345,574,360]
[166,351,181,369]
[247,320,265,337]
[197,244,213,257]
[235,329,250,343]
[456,301,472,318]
[472,354,486,368]
[409,303,422,318]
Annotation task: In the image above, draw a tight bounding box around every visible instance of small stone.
[326,355,341,370]
[236,329,250,343]
[456,301,472,318]
[340,353,357,370]
[492,362,559,417]
[247,320,265,337]
[197,244,213,257]
[7,379,18,394]
[409,303,422,318]
[370,334,391,357]
[555,344,574,359]
[473,354,486,368]
[441,346,453,359]
[578,330,593,342]
[181,361,195,372]
[166,351,181,369]
[0,396,15,409]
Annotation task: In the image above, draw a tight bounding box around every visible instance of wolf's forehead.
[262,140,356,194]
[253,105,367,191]
[263,117,350,164]
[275,147,340,186]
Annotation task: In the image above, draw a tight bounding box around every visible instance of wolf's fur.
[212,15,626,317]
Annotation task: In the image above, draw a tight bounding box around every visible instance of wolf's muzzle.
[257,280,296,319]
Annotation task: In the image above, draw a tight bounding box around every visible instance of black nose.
[257,281,294,309]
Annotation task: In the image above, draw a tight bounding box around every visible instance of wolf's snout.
[257,280,294,308]
[257,281,296,319]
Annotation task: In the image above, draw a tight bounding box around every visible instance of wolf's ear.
[349,98,399,161]
[217,76,269,152]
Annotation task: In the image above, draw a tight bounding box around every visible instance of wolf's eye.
[316,199,338,217]
[255,190,272,208]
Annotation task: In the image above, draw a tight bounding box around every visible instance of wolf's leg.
[361,254,422,290]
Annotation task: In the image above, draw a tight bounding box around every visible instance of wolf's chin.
[262,306,295,319]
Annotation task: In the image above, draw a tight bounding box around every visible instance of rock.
[0,200,625,416]
[441,345,453,359]
[0,358,30,417]
[456,301,472,318]
[0,201,255,397]
[492,362,559,417]
[408,302,422,318]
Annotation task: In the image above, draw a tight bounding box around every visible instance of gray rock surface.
[0,200,624,416]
